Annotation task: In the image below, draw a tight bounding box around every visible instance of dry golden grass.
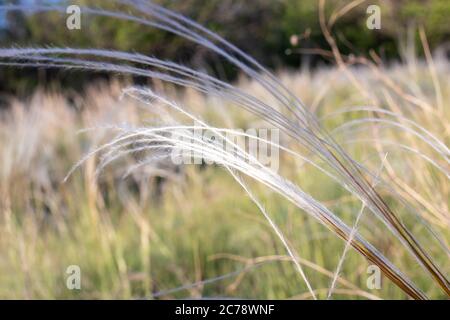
[0,55,448,299]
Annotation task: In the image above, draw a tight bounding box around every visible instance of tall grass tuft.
[0,1,448,299]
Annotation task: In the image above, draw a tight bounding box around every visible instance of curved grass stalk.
[69,87,427,299]
[0,2,448,297]
[327,154,388,299]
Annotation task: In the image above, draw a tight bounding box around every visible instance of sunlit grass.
[0,56,448,299]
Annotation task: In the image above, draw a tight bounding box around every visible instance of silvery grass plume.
[0,1,448,299]
[70,86,423,300]
[323,107,450,180]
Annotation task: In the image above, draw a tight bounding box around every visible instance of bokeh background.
[1,0,449,95]
[0,0,448,300]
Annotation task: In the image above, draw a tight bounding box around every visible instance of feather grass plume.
[0,1,448,299]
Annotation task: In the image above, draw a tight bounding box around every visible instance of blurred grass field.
[0,57,448,299]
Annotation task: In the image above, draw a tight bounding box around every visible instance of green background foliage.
[0,0,449,94]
